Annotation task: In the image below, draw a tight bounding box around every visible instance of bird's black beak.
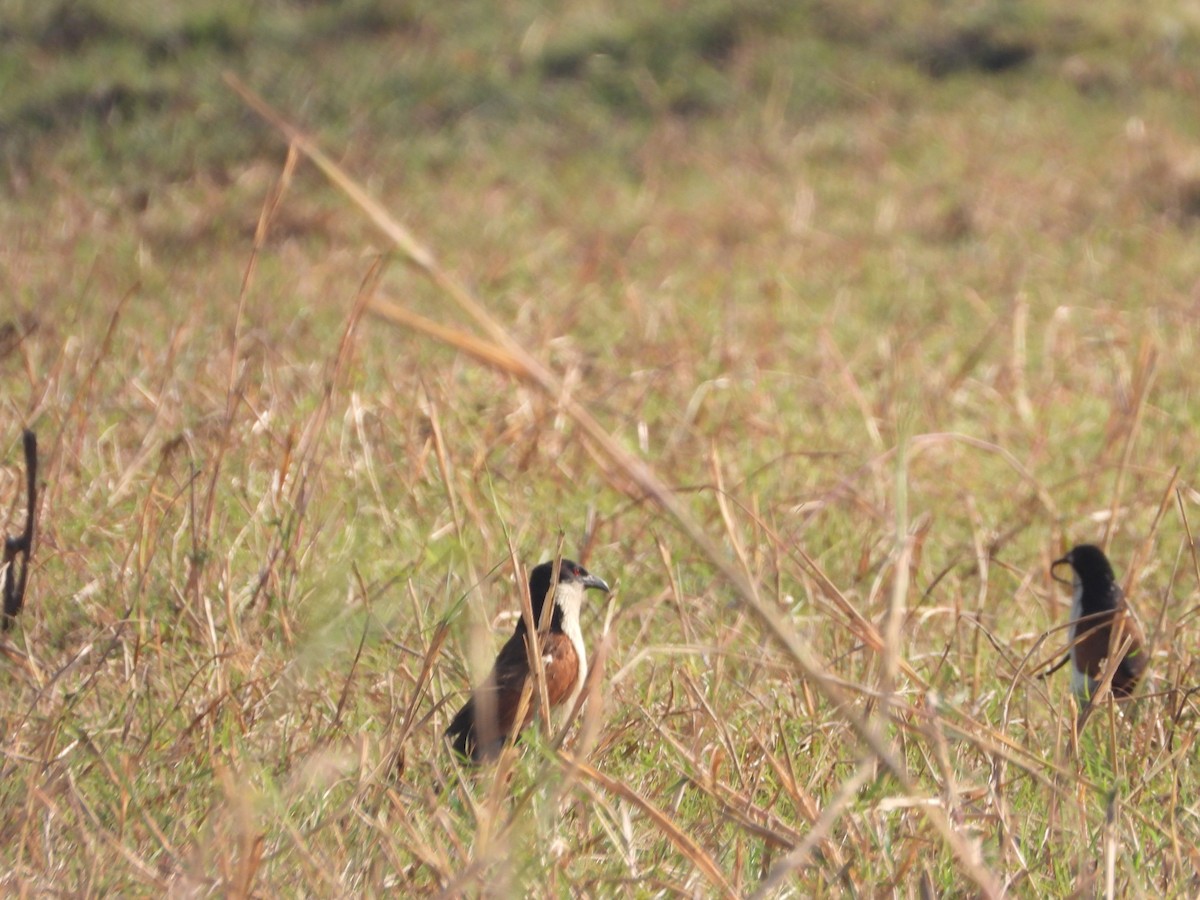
[1050,556,1072,586]
[582,573,611,594]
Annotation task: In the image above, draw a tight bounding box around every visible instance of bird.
[1048,544,1146,702]
[445,559,610,762]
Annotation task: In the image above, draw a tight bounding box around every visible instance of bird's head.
[1051,543,1116,590]
[527,559,610,631]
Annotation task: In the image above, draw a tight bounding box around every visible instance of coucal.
[445,559,610,762]
[1049,544,1146,702]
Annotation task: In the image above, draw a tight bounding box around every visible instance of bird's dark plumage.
[445,559,610,762]
[1051,544,1145,702]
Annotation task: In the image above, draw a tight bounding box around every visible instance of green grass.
[3,0,1200,895]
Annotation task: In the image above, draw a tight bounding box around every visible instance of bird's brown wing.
[445,630,580,762]
[1077,607,1146,699]
[1110,610,1146,698]
[1076,613,1116,681]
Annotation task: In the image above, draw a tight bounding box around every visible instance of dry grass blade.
[46,286,132,485]
[564,753,738,899]
[188,146,299,623]
[370,296,528,378]
[1103,340,1158,550]
[1076,629,1138,733]
[1177,488,1200,594]
[751,756,877,899]
[905,432,1057,520]
[389,619,450,766]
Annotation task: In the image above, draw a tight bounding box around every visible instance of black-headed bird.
[445,559,610,762]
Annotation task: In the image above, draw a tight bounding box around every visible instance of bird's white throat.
[553,581,588,714]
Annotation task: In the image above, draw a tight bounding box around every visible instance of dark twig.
[3,430,38,630]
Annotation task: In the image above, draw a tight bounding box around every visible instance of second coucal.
[1050,543,1146,702]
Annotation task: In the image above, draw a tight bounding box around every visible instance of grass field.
[4,0,1200,895]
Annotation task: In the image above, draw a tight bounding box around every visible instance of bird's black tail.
[445,698,476,760]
